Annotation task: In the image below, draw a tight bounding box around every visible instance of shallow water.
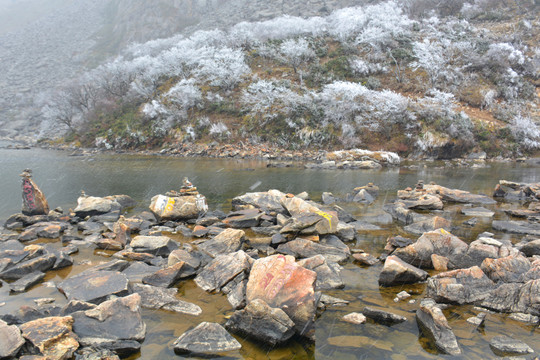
[1,148,540,359]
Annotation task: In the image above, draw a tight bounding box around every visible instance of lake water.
[1,147,540,359]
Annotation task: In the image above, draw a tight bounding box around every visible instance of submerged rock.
[492,220,540,236]
[362,306,407,325]
[131,283,202,316]
[225,299,295,346]
[173,322,241,356]
[416,300,461,355]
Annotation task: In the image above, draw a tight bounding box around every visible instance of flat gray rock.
[461,207,495,217]
[173,322,241,355]
[489,335,533,356]
[58,270,129,304]
[131,283,202,316]
[0,319,25,358]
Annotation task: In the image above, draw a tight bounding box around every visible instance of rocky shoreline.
[1,175,540,358]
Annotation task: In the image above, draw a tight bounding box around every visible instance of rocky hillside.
[41,0,539,159]
[0,0,368,141]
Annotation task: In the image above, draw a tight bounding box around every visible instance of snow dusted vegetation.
[41,0,539,158]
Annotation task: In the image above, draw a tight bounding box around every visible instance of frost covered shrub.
[195,47,250,90]
[510,115,540,150]
[279,38,316,73]
[350,58,388,76]
[209,122,230,138]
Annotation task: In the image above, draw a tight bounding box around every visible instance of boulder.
[0,319,25,358]
[393,229,469,269]
[400,195,444,211]
[352,189,375,204]
[481,279,540,315]
[481,254,531,283]
[231,189,287,213]
[489,335,533,356]
[72,294,146,344]
[426,266,495,304]
[74,196,126,218]
[122,262,161,283]
[222,273,247,310]
[336,221,355,242]
[416,300,461,355]
[168,247,208,273]
[195,250,252,292]
[198,228,245,257]
[379,255,428,286]
[58,271,129,304]
[280,196,320,217]
[362,306,407,325]
[20,174,50,216]
[20,316,79,360]
[321,192,336,205]
[280,211,339,236]
[225,299,295,346]
[173,322,241,356]
[246,254,317,337]
[297,255,344,290]
[276,235,350,264]
[223,209,262,228]
[142,262,191,288]
[149,194,207,221]
[130,235,178,256]
[492,220,540,236]
[131,283,202,316]
[383,201,427,225]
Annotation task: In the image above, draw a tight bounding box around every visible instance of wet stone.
[9,272,45,293]
[492,220,540,236]
[129,235,178,256]
[131,283,202,316]
[276,235,350,264]
[195,250,252,292]
[142,262,191,288]
[223,209,262,228]
[197,228,245,257]
[353,252,379,266]
[416,300,461,355]
[379,255,428,286]
[0,254,56,281]
[461,207,495,217]
[480,254,531,283]
[489,335,533,356]
[225,299,295,346]
[58,270,129,304]
[173,322,241,356]
[297,255,344,290]
[362,306,407,325]
[122,262,161,283]
[342,312,367,324]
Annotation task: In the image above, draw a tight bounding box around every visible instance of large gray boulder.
[75,195,134,218]
[225,299,295,346]
[173,322,241,356]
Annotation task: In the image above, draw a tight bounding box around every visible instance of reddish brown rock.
[20,171,50,216]
[481,254,531,283]
[246,254,317,337]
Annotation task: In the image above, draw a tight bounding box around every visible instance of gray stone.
[198,228,245,257]
[352,252,379,266]
[58,270,129,304]
[489,335,533,356]
[363,306,407,325]
[481,254,531,283]
[225,299,295,346]
[481,279,540,315]
[149,194,207,221]
[19,316,79,360]
[9,271,45,293]
[0,319,25,358]
[426,266,495,304]
[492,220,540,236]
[416,301,461,355]
[72,294,146,343]
[461,207,495,217]
[142,262,192,288]
[0,254,56,280]
[379,255,428,286]
[173,322,241,355]
[122,262,161,283]
[223,209,262,228]
[131,283,202,316]
[195,250,252,292]
[298,255,344,290]
[74,196,124,217]
[519,239,540,256]
[130,235,178,256]
[231,189,287,213]
[276,235,350,264]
